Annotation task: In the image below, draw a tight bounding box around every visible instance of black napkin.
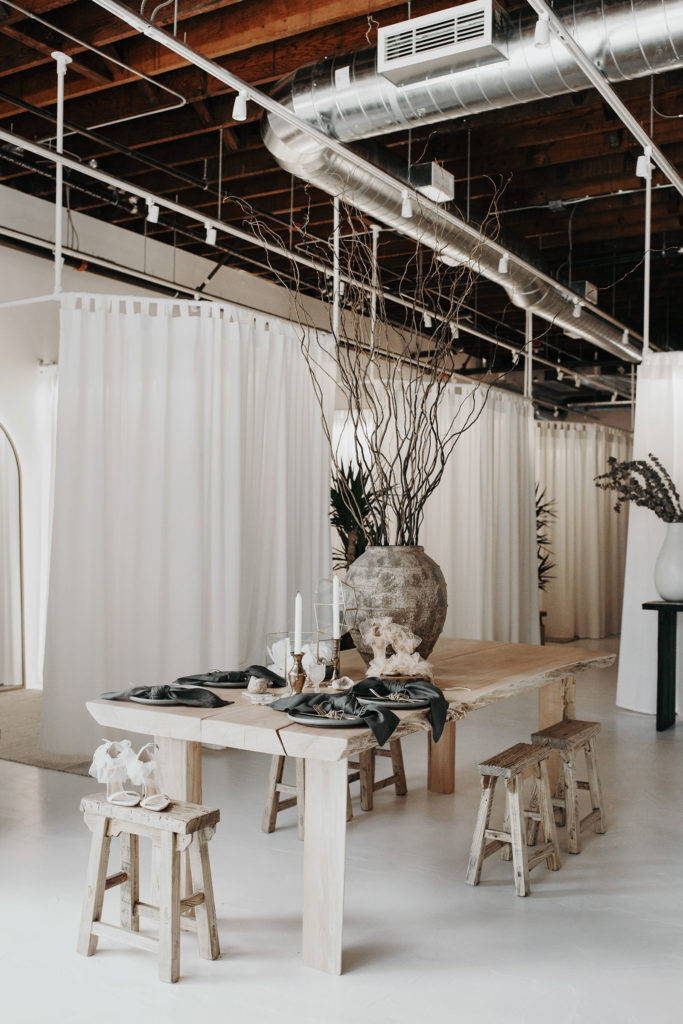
[271,692,399,746]
[175,665,286,688]
[352,677,449,742]
[100,685,233,708]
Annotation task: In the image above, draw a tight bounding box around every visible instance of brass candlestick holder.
[289,651,306,694]
[330,637,341,681]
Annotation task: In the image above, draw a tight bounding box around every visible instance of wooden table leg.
[427,720,456,794]
[154,737,202,898]
[538,675,575,791]
[656,608,677,732]
[302,758,348,975]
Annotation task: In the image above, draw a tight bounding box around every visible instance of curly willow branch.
[223,172,517,546]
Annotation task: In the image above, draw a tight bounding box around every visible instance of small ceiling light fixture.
[497,252,509,275]
[512,351,520,366]
[572,301,582,318]
[574,375,580,388]
[482,356,488,368]
[534,12,551,48]
[610,392,618,403]
[449,322,459,340]
[553,406,560,418]
[621,328,629,347]
[146,198,160,224]
[556,363,564,381]
[232,90,248,122]
[88,157,98,169]
[205,223,217,246]
[401,191,413,219]
[423,311,432,328]
[636,148,652,179]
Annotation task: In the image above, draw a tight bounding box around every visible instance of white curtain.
[43,295,334,754]
[0,427,21,686]
[618,352,683,714]
[536,420,631,640]
[420,385,539,643]
[333,383,538,643]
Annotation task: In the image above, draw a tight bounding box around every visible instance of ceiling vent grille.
[378,1,508,85]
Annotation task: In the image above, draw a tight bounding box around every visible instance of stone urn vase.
[654,522,683,601]
[346,545,447,664]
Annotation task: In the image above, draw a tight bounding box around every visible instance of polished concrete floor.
[1,637,681,1024]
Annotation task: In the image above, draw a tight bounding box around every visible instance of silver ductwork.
[263,0,683,361]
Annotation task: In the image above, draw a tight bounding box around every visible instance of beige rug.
[0,689,89,775]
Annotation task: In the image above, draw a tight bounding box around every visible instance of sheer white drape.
[0,428,21,685]
[334,383,539,643]
[536,421,631,640]
[618,352,683,714]
[43,295,334,754]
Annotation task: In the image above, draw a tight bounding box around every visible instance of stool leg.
[359,749,375,811]
[584,738,607,834]
[120,833,139,933]
[296,758,306,841]
[347,781,354,822]
[562,752,581,854]
[525,781,541,848]
[465,775,497,886]
[537,759,561,871]
[158,833,181,983]
[506,777,530,897]
[189,830,220,961]
[501,805,512,861]
[262,756,285,834]
[77,816,111,957]
[389,740,408,796]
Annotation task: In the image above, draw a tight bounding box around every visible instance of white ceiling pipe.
[91,0,643,363]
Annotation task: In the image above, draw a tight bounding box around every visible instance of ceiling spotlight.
[401,191,413,219]
[482,357,488,368]
[574,376,580,388]
[553,407,559,418]
[423,312,432,328]
[611,392,618,403]
[146,199,160,224]
[534,12,550,47]
[232,90,248,122]
[205,223,217,246]
[636,149,652,179]
[497,253,509,275]
[512,351,520,366]
[556,364,564,381]
[621,328,629,347]
[572,301,581,318]
[449,322,459,340]
[88,157,98,169]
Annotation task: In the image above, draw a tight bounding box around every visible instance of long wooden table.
[86,638,614,975]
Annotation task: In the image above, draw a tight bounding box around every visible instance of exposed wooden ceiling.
[1,0,682,403]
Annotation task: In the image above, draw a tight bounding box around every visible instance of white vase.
[654,522,683,601]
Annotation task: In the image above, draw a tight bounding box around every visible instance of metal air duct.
[262,0,683,360]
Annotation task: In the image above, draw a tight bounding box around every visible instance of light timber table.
[87,638,614,976]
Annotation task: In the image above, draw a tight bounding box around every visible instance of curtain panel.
[618,352,683,714]
[335,382,539,644]
[43,295,334,754]
[535,420,631,640]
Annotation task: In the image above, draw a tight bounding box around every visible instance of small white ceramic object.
[655,522,683,601]
[247,675,269,693]
[330,675,354,691]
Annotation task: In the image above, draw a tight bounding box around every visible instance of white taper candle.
[332,576,341,640]
[294,592,303,653]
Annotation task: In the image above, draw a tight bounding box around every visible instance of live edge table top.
[86,638,615,763]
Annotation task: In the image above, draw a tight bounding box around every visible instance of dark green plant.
[330,464,375,568]
[536,484,556,592]
[595,453,683,522]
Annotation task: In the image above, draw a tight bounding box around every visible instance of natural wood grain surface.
[86,639,614,763]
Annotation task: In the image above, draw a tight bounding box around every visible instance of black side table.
[643,601,682,731]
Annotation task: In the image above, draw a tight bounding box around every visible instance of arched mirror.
[0,423,25,689]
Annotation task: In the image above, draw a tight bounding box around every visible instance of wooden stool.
[529,720,606,854]
[78,794,220,983]
[262,740,407,840]
[466,743,561,897]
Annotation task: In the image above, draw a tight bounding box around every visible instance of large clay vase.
[346,545,447,664]
[654,522,683,601]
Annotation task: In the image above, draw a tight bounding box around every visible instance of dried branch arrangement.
[238,176,512,547]
[595,453,683,522]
